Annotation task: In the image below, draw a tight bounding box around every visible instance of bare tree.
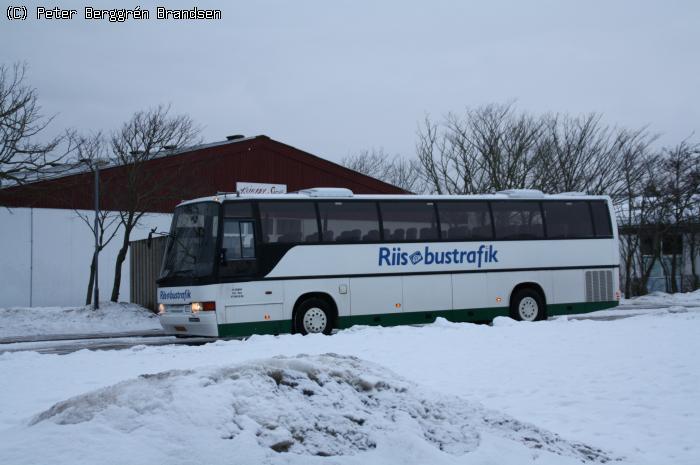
[414,102,666,296]
[0,62,75,186]
[415,103,657,202]
[109,105,201,302]
[416,113,490,194]
[341,148,423,193]
[688,227,700,291]
[615,138,659,296]
[656,139,700,292]
[616,151,664,296]
[533,114,656,202]
[416,103,544,194]
[72,132,122,305]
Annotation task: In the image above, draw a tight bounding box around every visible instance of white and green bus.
[157,188,620,337]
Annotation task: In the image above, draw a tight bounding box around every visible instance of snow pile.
[622,289,700,307]
[24,354,614,464]
[0,302,161,338]
[491,316,520,326]
[2,300,699,464]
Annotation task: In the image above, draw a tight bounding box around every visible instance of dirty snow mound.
[30,354,615,463]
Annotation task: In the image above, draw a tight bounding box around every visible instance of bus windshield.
[159,202,219,280]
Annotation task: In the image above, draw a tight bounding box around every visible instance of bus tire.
[295,297,333,335]
[510,288,545,322]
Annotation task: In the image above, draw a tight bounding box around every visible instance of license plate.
[168,304,188,313]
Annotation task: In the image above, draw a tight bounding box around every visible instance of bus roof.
[177,188,612,207]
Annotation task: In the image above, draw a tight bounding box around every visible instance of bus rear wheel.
[295,297,333,335]
[510,288,545,322]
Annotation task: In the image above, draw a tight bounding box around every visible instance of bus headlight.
[191,302,216,313]
[158,303,166,315]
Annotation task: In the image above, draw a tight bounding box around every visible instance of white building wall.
[0,207,172,308]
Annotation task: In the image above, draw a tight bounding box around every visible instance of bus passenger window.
[220,218,256,277]
[437,202,492,240]
[222,220,255,260]
[380,202,438,242]
[542,201,594,239]
[317,201,380,242]
[492,201,544,240]
[590,201,613,237]
[259,202,319,244]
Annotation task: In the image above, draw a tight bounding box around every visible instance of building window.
[662,234,682,255]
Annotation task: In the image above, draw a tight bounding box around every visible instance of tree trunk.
[638,233,660,295]
[622,235,636,297]
[688,233,699,290]
[670,252,678,293]
[111,225,132,302]
[86,252,96,306]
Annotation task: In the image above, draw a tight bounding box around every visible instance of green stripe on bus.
[337,306,509,328]
[547,300,618,316]
[218,320,293,338]
[338,301,618,329]
[216,301,618,337]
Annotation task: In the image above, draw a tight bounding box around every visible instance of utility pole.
[93,163,100,309]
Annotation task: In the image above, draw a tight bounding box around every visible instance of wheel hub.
[518,296,538,321]
[303,307,327,333]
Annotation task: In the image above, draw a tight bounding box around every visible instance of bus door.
[220,203,258,278]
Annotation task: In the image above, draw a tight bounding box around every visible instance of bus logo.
[378,245,498,268]
[159,289,192,302]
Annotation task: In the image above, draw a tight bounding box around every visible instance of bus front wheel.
[510,288,545,322]
[295,297,333,335]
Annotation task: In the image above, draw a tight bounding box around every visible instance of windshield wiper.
[147,227,173,248]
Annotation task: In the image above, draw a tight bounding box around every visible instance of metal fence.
[129,236,167,311]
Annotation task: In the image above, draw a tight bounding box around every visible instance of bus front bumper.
[159,311,219,337]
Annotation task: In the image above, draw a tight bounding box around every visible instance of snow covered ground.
[621,289,700,307]
[0,302,161,339]
[1,294,699,464]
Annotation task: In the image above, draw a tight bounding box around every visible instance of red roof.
[0,135,407,213]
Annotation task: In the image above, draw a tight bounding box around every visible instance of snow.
[0,296,699,464]
[621,289,700,306]
[0,302,161,339]
[19,355,612,464]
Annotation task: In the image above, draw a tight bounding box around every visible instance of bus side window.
[437,202,492,240]
[220,201,257,277]
[222,219,243,259]
[492,201,544,240]
[380,202,438,242]
[542,201,594,239]
[317,201,380,243]
[220,219,257,277]
[240,221,255,258]
[590,201,613,237]
[259,202,319,244]
[222,219,256,260]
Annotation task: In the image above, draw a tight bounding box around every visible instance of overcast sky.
[3,0,699,162]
